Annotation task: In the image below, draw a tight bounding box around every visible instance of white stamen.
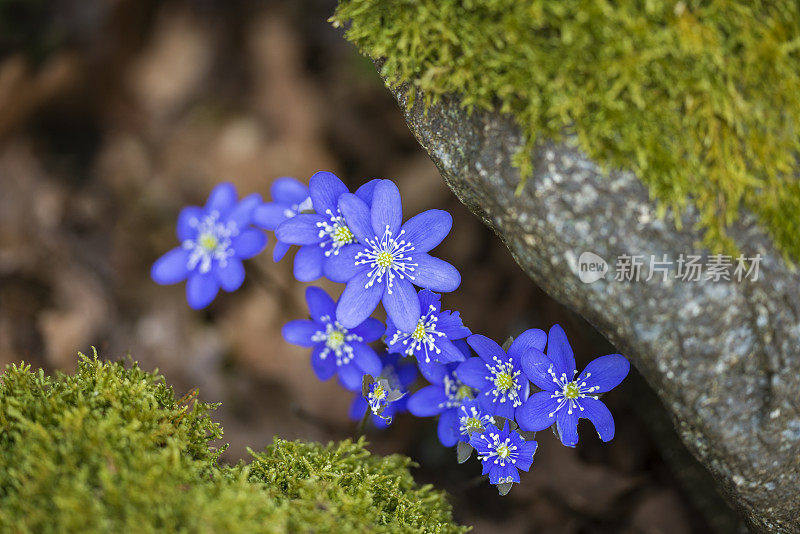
[182,211,238,273]
[310,315,363,366]
[355,225,417,293]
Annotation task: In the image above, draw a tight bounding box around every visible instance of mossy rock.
[0,353,468,533]
[332,0,800,262]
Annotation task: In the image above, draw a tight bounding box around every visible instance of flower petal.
[409,253,460,292]
[515,391,560,432]
[520,348,559,392]
[309,171,348,215]
[282,319,319,347]
[436,311,471,340]
[350,317,385,343]
[337,193,373,244]
[508,328,547,360]
[311,346,337,381]
[515,440,538,472]
[382,278,421,333]
[151,248,190,285]
[232,229,267,259]
[186,273,219,309]
[335,270,384,328]
[349,395,367,421]
[338,361,365,391]
[547,324,577,378]
[481,393,515,419]
[354,179,379,205]
[580,397,615,442]
[214,258,245,292]
[578,354,630,393]
[305,286,336,322]
[351,342,382,376]
[407,385,448,417]
[556,407,579,447]
[271,176,308,204]
[467,335,506,365]
[205,182,237,215]
[253,203,289,230]
[275,214,325,245]
[177,206,203,241]
[225,193,262,228]
[437,409,460,447]
[400,209,452,253]
[437,338,467,363]
[455,358,490,389]
[322,243,363,283]
[272,240,291,262]
[293,245,324,282]
[418,359,448,384]
[370,180,402,236]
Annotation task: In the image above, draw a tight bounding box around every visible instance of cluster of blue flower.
[152,173,630,494]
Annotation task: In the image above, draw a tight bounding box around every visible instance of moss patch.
[332,0,800,261]
[0,353,467,533]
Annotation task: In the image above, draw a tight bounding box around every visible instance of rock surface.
[386,84,800,532]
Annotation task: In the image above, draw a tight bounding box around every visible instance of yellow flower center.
[376,250,393,268]
[496,444,510,459]
[411,319,427,341]
[333,225,354,245]
[199,233,219,251]
[372,384,386,401]
[326,331,345,350]
[563,382,580,399]
[456,385,474,400]
[494,372,514,392]
[464,417,484,433]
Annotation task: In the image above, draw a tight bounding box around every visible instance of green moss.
[332,0,800,262]
[0,352,467,533]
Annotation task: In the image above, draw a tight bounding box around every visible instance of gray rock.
[385,84,800,532]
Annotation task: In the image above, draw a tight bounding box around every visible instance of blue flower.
[407,362,480,446]
[151,182,266,309]
[515,324,629,447]
[456,399,496,444]
[251,177,312,262]
[326,179,461,332]
[349,353,417,429]
[455,329,546,419]
[385,290,470,366]
[274,172,378,282]
[282,286,384,391]
[469,421,537,485]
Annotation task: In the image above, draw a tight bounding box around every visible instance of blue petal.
[409,253,460,292]
[350,317,385,343]
[214,259,245,292]
[400,209,452,253]
[293,245,324,282]
[556,407,579,447]
[273,240,291,262]
[437,409,459,447]
[354,179,379,206]
[282,319,319,347]
[580,397,615,442]
[226,193,262,228]
[151,248,190,285]
[480,393,515,419]
[489,464,520,485]
[370,180,402,236]
[455,358,490,389]
[336,270,383,328]
[417,289,441,312]
[437,338,466,363]
[520,348,559,392]
[186,273,219,309]
[351,342,382,376]
[349,395,367,421]
[578,354,630,393]
[382,278,420,333]
[271,176,308,204]
[515,440,538,472]
[311,346,337,381]
[436,311,471,340]
[305,286,336,322]
[322,243,362,283]
[407,385,448,417]
[515,391,560,432]
[395,361,418,387]
[205,182,237,216]
[177,206,203,241]
[418,359,448,384]
[309,171,348,215]
[337,193,373,243]
[338,361,365,391]
[232,229,267,259]
[253,203,289,230]
[275,214,325,245]
[547,324,577,378]
[467,335,506,365]
[507,328,547,361]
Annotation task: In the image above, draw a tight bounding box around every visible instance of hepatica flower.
[407,362,480,446]
[282,286,383,391]
[251,177,312,261]
[350,353,417,429]
[151,182,266,309]
[275,172,377,282]
[470,422,537,485]
[515,324,630,447]
[327,180,461,332]
[385,290,470,365]
[456,330,545,419]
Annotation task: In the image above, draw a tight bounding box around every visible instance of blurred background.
[0,1,738,532]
